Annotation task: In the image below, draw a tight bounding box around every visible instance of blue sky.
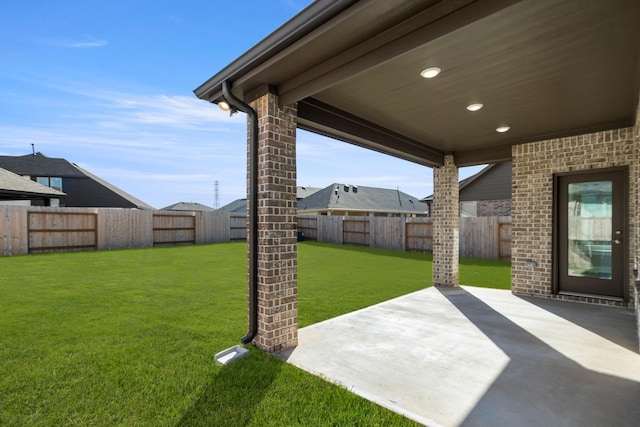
[0,0,484,209]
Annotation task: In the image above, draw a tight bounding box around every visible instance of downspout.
[221,81,258,344]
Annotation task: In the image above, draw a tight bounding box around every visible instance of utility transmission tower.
[214,180,220,209]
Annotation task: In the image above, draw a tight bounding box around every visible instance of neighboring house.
[459,162,511,217]
[298,183,428,217]
[221,184,427,217]
[297,186,322,199]
[0,167,65,206]
[423,162,512,217]
[0,153,154,209]
[220,187,324,215]
[161,202,216,212]
[218,198,247,215]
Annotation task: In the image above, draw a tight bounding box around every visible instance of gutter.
[193,0,357,102]
[221,81,259,344]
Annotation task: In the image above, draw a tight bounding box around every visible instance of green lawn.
[0,242,510,426]
[298,242,434,326]
[459,256,512,290]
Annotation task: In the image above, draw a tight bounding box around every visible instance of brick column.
[433,155,459,286]
[249,91,298,352]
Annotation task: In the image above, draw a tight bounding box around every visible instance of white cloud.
[39,35,108,48]
[0,79,246,163]
[0,78,446,208]
[5,76,241,129]
[0,78,251,207]
[52,85,241,130]
[107,93,237,128]
[69,39,108,48]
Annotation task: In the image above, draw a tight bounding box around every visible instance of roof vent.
[352,185,358,193]
[344,184,350,192]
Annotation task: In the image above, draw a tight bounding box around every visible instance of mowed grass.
[459,256,512,290]
[298,242,433,326]
[0,241,510,426]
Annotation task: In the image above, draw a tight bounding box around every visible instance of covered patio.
[196,0,640,353]
[195,0,640,423]
[279,286,640,426]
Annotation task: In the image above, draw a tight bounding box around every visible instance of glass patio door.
[556,168,627,299]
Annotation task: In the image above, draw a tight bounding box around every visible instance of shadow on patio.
[279,286,640,426]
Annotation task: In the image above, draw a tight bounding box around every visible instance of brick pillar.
[249,91,298,352]
[433,155,459,286]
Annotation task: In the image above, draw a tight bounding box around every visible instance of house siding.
[460,162,512,202]
[54,177,139,208]
[512,125,639,309]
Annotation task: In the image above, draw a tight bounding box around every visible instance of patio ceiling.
[195,0,640,167]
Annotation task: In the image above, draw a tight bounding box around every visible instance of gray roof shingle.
[217,199,247,214]
[161,202,216,211]
[0,153,86,177]
[298,183,427,214]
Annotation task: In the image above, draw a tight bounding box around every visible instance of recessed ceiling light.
[466,103,483,111]
[420,67,441,79]
[496,126,510,133]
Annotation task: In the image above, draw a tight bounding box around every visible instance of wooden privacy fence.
[152,214,196,246]
[230,214,247,241]
[28,210,98,254]
[0,206,511,260]
[298,215,512,260]
[0,206,232,256]
[459,216,512,260]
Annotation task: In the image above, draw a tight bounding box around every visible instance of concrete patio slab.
[278,286,640,427]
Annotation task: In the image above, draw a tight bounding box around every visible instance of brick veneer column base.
[433,155,459,287]
[249,92,298,352]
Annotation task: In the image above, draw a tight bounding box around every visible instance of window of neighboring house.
[460,201,477,217]
[36,177,63,192]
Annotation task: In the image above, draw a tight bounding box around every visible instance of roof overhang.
[195,0,640,167]
[0,190,63,200]
[0,167,66,200]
